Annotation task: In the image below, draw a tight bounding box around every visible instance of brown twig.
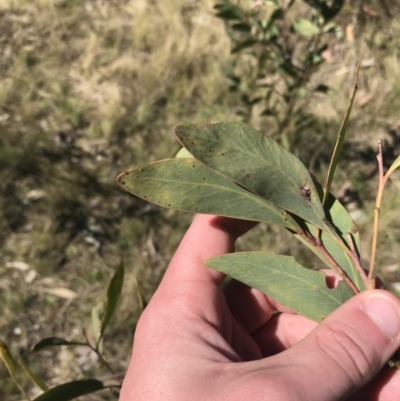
[89,346,123,386]
[346,232,370,289]
[82,328,123,386]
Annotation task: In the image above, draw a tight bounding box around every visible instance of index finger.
[157,214,257,298]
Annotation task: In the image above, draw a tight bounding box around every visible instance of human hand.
[120,214,400,401]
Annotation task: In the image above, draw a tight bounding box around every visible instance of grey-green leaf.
[295,184,364,291]
[33,337,83,352]
[117,158,302,232]
[323,62,359,205]
[100,260,125,341]
[32,379,105,401]
[206,252,354,322]
[175,123,327,229]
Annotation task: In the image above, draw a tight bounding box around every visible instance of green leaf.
[292,19,319,37]
[322,62,359,206]
[117,158,302,232]
[206,252,354,322]
[231,22,251,33]
[314,84,331,93]
[322,21,337,33]
[324,0,346,21]
[32,379,105,401]
[323,190,360,252]
[278,60,299,79]
[293,180,364,291]
[312,54,323,65]
[302,0,345,21]
[18,358,49,391]
[263,21,280,40]
[260,108,273,116]
[270,8,283,20]
[231,39,258,54]
[215,3,244,20]
[385,155,400,180]
[99,260,125,341]
[131,273,146,311]
[174,123,328,229]
[33,337,84,352]
[0,341,31,400]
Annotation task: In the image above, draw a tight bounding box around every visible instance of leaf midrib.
[185,129,325,222]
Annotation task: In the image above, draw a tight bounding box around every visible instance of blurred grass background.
[1,0,400,399]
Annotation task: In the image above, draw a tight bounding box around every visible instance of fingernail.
[363,296,400,339]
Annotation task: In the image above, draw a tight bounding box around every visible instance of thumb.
[278,290,400,401]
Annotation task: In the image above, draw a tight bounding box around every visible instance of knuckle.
[315,322,379,383]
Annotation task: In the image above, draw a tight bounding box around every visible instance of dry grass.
[0,0,233,398]
[1,0,400,400]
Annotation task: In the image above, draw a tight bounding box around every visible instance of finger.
[157,214,257,297]
[251,312,317,357]
[348,367,400,401]
[252,290,400,401]
[223,280,295,333]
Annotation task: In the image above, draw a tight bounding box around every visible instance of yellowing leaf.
[18,358,48,391]
[385,155,400,180]
[117,158,303,232]
[0,341,31,400]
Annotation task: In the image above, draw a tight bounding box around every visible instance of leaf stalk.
[301,232,359,294]
[368,140,386,288]
[346,232,369,289]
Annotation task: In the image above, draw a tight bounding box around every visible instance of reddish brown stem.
[300,232,359,295]
[346,232,370,289]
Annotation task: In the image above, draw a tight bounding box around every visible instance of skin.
[120,214,400,401]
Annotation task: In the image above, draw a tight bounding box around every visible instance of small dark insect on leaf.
[323,218,332,227]
[301,182,311,201]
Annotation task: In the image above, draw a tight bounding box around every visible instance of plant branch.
[300,232,359,294]
[368,140,385,286]
[89,346,123,386]
[346,232,370,289]
[82,329,123,386]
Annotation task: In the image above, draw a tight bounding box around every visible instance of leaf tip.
[116,170,131,186]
